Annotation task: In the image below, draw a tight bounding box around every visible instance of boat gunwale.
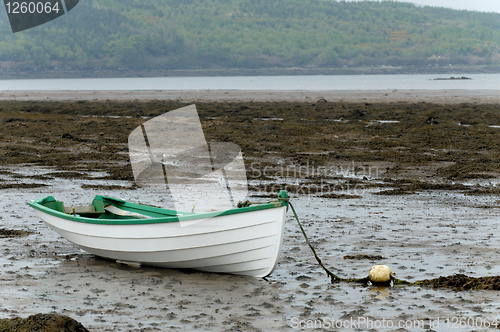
[28,195,287,225]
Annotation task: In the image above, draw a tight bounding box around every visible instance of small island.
[433,76,472,80]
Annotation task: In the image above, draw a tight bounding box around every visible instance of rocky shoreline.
[0,65,499,79]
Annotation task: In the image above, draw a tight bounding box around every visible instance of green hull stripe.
[28,192,288,225]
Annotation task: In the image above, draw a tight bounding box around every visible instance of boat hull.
[33,206,287,277]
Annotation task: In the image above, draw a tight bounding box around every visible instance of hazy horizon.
[345,0,500,13]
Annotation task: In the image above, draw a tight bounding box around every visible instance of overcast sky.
[345,0,500,13]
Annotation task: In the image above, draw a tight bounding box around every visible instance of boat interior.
[36,195,184,220]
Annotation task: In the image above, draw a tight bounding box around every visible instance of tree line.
[0,0,498,71]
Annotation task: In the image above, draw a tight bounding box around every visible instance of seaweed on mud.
[320,193,361,199]
[24,174,55,180]
[249,193,278,199]
[0,183,47,190]
[417,274,500,291]
[0,228,32,238]
[466,188,500,196]
[437,159,500,180]
[81,184,136,190]
[47,171,93,179]
[343,255,386,260]
[374,189,416,195]
[0,100,499,190]
[374,179,477,195]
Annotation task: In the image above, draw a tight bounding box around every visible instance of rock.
[0,313,89,332]
[369,265,392,284]
[425,116,438,125]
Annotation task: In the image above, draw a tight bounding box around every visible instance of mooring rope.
[247,196,489,289]
[288,201,421,286]
[288,201,371,284]
[240,196,399,285]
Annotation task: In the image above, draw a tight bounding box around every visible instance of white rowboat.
[29,191,288,277]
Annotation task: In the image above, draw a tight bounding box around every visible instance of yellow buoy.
[369,265,392,284]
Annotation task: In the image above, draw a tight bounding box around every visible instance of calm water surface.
[0,73,499,91]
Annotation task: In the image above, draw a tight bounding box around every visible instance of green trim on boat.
[28,191,289,225]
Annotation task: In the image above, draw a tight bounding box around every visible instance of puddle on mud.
[0,166,500,331]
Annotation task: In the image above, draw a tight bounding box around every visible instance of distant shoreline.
[0,65,499,80]
[1,89,499,104]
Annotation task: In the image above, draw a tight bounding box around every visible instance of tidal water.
[0,73,498,91]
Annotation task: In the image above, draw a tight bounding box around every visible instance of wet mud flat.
[1,177,500,331]
[0,97,500,330]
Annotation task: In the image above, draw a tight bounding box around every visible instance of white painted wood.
[33,206,287,277]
